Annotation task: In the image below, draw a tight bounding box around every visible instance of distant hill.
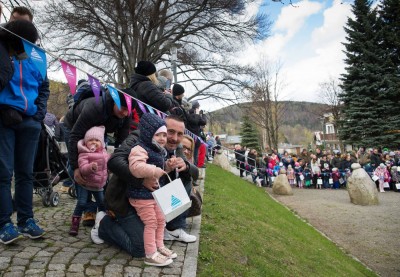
[206,101,329,145]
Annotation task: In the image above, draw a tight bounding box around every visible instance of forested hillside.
[206,101,329,145]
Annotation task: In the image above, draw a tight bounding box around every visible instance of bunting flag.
[137,101,147,114]
[156,109,162,118]
[88,74,101,103]
[22,41,47,79]
[146,105,155,114]
[124,94,132,115]
[60,60,77,95]
[107,85,121,110]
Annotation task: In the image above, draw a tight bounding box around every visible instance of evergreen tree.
[374,0,400,148]
[339,0,381,147]
[240,116,260,151]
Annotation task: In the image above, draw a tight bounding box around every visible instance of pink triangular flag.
[124,94,132,115]
[60,60,77,95]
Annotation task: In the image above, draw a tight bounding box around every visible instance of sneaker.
[0,223,23,244]
[144,252,173,267]
[82,212,96,227]
[18,218,45,239]
[158,246,177,259]
[90,211,106,244]
[164,228,196,243]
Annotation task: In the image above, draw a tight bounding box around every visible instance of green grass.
[198,164,377,277]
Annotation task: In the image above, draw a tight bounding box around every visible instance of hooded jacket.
[128,113,167,199]
[129,73,173,117]
[0,43,49,121]
[77,136,110,191]
[64,91,130,170]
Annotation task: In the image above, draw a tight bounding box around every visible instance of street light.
[169,42,181,83]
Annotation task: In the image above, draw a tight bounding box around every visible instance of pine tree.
[240,116,260,151]
[339,0,381,147]
[374,0,400,148]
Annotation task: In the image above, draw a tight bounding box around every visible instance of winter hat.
[288,165,292,168]
[173,84,185,96]
[389,151,395,157]
[295,162,300,167]
[332,167,338,172]
[138,113,166,145]
[134,61,157,76]
[279,162,283,167]
[191,100,200,109]
[155,125,167,135]
[84,126,105,148]
[380,163,386,168]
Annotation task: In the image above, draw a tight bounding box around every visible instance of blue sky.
[233,0,354,104]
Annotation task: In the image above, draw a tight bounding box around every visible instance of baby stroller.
[32,123,72,207]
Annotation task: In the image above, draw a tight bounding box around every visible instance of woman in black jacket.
[128,61,173,118]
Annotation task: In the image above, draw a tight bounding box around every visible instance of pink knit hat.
[84,126,105,147]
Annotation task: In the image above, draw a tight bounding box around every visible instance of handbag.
[187,187,203,217]
[0,108,23,127]
[152,175,191,222]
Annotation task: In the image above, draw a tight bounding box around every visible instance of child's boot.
[379,182,385,192]
[69,216,81,236]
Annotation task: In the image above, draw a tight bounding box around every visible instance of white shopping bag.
[397,167,400,172]
[329,178,333,184]
[299,175,304,181]
[317,178,323,185]
[339,178,345,184]
[396,183,400,190]
[271,176,275,182]
[383,182,390,188]
[152,177,191,222]
[371,175,379,182]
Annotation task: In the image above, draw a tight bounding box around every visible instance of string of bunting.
[1,25,205,145]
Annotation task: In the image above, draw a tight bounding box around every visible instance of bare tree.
[318,77,342,132]
[318,77,344,149]
[37,0,270,103]
[243,58,286,151]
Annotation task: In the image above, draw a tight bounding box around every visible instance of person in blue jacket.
[0,20,50,244]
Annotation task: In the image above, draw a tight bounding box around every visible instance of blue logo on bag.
[171,195,182,209]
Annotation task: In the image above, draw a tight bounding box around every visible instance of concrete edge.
[181,168,205,277]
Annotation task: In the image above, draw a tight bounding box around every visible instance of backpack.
[68,80,108,122]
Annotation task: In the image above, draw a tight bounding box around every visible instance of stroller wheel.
[68,186,77,198]
[50,192,59,207]
[42,193,51,207]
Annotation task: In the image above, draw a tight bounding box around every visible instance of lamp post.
[169,42,181,83]
[171,45,177,83]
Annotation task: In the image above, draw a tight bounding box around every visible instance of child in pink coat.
[69,126,110,236]
[128,113,178,267]
[374,163,389,192]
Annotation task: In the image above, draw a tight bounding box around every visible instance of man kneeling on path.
[90,115,198,258]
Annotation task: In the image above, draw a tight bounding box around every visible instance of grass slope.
[198,164,376,277]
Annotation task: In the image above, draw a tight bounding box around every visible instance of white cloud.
[281,0,352,102]
[238,0,323,65]
[274,0,323,37]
